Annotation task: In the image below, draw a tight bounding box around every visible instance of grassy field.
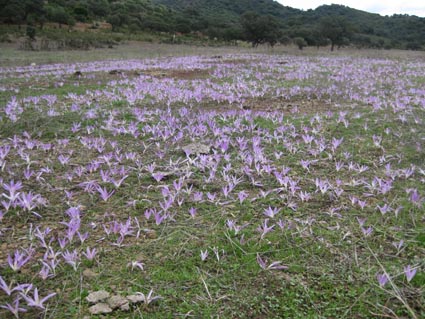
[0,43,424,318]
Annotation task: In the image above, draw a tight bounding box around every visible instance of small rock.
[88,303,112,315]
[145,230,157,239]
[107,295,128,309]
[182,142,210,156]
[126,294,145,304]
[120,302,130,311]
[86,290,110,303]
[109,69,122,75]
[83,269,98,279]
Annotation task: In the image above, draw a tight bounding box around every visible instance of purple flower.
[193,191,203,202]
[57,154,71,165]
[263,206,280,218]
[206,192,216,202]
[404,265,417,282]
[57,237,68,249]
[154,211,165,225]
[256,254,288,271]
[392,240,404,251]
[39,262,55,280]
[2,180,22,202]
[315,178,330,194]
[96,186,114,202]
[376,273,389,287]
[111,175,128,188]
[188,207,197,218]
[20,287,56,309]
[0,298,27,318]
[200,250,208,261]
[0,276,32,296]
[257,219,274,239]
[409,189,423,207]
[152,172,165,182]
[62,249,80,271]
[7,248,33,272]
[82,247,97,261]
[376,204,391,215]
[361,226,373,237]
[356,217,366,226]
[237,191,248,204]
[127,260,145,271]
[135,289,162,305]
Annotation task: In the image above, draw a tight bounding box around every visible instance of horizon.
[276,1,425,17]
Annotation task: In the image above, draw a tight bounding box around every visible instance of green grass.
[0,47,424,319]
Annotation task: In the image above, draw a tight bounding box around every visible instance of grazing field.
[0,45,424,318]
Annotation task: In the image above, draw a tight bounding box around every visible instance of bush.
[294,37,307,50]
[26,24,36,40]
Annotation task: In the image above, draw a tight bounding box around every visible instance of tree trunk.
[331,42,335,51]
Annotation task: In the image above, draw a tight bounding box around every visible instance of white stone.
[88,303,112,315]
[126,294,145,304]
[86,290,110,303]
[182,142,210,156]
[107,295,128,309]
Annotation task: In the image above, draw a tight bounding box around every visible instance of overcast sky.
[276,1,425,17]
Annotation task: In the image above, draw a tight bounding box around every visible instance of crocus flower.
[376,273,389,287]
[404,265,417,282]
[20,287,56,309]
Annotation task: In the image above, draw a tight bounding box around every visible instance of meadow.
[0,44,424,318]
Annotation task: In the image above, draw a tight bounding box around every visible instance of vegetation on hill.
[0,0,424,50]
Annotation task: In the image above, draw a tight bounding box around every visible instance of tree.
[240,11,282,47]
[46,5,74,27]
[88,0,110,18]
[319,16,352,51]
[294,37,307,50]
[26,22,36,40]
[0,0,25,24]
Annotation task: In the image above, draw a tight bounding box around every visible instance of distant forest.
[0,0,424,50]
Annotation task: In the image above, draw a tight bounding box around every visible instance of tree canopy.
[240,11,281,47]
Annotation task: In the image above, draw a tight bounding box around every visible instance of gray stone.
[86,290,110,303]
[88,303,112,315]
[126,294,145,304]
[82,269,98,279]
[182,142,210,156]
[120,302,130,311]
[107,295,128,309]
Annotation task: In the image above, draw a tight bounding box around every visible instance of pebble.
[83,269,99,279]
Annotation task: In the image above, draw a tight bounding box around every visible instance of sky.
[276,1,425,17]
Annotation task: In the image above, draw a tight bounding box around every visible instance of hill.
[152,0,425,49]
[0,0,424,50]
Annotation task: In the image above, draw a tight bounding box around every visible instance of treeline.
[0,0,424,50]
[0,0,175,31]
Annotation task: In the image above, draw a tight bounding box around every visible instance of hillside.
[153,0,301,22]
[0,0,424,50]
[152,0,425,49]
